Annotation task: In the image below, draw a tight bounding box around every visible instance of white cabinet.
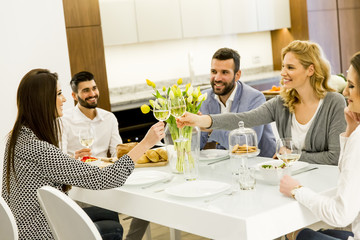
[256,0,291,31]
[180,0,222,38]
[135,0,182,42]
[99,0,138,46]
[220,0,258,34]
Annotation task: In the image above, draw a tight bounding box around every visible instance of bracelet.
[291,185,303,199]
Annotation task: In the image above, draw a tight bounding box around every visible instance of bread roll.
[146,149,160,162]
[116,142,138,158]
[154,148,168,161]
[137,154,150,164]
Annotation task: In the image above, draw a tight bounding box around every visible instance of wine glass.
[168,95,188,142]
[79,126,95,149]
[276,138,301,166]
[153,98,170,122]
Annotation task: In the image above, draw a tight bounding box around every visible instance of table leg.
[169,228,181,240]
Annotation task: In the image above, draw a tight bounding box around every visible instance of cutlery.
[292,167,318,176]
[207,157,230,165]
[141,176,173,189]
[204,190,236,203]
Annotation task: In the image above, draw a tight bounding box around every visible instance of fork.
[204,191,236,203]
[141,177,173,189]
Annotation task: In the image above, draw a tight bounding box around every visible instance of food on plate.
[146,149,160,162]
[80,156,98,163]
[116,142,138,158]
[137,154,151,164]
[231,144,257,154]
[269,85,281,91]
[261,162,286,169]
[154,148,168,161]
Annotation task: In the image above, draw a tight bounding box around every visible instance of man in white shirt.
[61,71,149,240]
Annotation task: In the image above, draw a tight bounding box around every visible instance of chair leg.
[145,225,152,240]
[169,228,181,240]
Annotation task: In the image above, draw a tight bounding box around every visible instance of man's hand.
[75,148,92,159]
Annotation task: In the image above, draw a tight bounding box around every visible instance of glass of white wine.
[153,98,170,122]
[79,126,95,149]
[169,95,188,142]
[276,138,301,166]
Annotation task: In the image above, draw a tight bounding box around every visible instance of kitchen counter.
[110,66,281,112]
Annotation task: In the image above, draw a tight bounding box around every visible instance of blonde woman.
[177,40,346,165]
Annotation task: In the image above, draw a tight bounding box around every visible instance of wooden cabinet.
[99,0,138,45]
[307,0,360,74]
[180,0,222,38]
[257,0,291,31]
[220,0,258,34]
[135,0,182,42]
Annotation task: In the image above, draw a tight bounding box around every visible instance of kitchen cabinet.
[135,0,182,42]
[180,0,222,38]
[220,0,258,34]
[307,0,360,74]
[99,0,138,45]
[257,0,291,31]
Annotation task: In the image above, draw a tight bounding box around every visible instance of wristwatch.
[291,185,303,199]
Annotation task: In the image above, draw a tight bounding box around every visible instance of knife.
[292,167,318,176]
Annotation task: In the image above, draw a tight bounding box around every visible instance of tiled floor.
[119,214,210,240]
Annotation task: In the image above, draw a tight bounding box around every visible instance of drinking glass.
[79,126,95,149]
[153,98,170,122]
[169,96,188,142]
[276,138,301,166]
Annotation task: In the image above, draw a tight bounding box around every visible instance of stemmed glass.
[276,138,301,166]
[153,98,170,122]
[79,126,95,149]
[168,95,188,142]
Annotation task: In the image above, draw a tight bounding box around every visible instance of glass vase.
[164,124,200,177]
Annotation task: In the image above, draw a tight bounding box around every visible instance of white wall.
[105,31,273,88]
[0,0,72,192]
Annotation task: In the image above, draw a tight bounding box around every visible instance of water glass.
[183,157,198,181]
[238,166,256,190]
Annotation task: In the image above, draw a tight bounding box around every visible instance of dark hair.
[350,51,360,83]
[70,71,95,93]
[212,48,241,73]
[6,69,61,193]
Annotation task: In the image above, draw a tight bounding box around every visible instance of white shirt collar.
[214,82,237,113]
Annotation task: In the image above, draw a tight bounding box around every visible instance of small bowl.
[258,160,290,185]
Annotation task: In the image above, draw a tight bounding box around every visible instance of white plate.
[165,180,231,198]
[199,149,229,161]
[125,170,171,186]
[256,160,309,172]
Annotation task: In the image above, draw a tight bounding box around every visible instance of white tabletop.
[69,157,338,240]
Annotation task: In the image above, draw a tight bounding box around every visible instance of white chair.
[37,186,102,240]
[0,197,18,240]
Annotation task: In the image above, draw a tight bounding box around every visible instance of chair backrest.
[37,186,102,240]
[0,197,18,240]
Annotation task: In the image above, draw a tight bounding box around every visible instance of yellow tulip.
[140,104,151,114]
[169,90,175,99]
[146,79,154,87]
[177,78,183,85]
[162,86,167,92]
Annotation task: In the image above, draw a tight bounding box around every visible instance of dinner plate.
[256,160,309,172]
[199,149,229,161]
[165,180,231,198]
[124,170,171,186]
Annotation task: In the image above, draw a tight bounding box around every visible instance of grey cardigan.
[210,92,347,165]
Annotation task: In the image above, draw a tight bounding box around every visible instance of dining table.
[69,154,339,240]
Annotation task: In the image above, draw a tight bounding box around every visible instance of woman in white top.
[176,40,346,165]
[280,52,360,240]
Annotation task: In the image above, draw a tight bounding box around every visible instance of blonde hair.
[280,40,334,112]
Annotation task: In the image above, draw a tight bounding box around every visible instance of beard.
[211,76,236,96]
[77,95,98,109]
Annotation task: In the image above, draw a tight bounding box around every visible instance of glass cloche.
[228,121,259,158]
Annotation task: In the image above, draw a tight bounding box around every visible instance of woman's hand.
[127,121,165,162]
[176,112,212,129]
[344,107,360,137]
[74,148,92,159]
[279,175,301,198]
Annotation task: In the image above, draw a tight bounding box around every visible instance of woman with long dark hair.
[1,69,164,239]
